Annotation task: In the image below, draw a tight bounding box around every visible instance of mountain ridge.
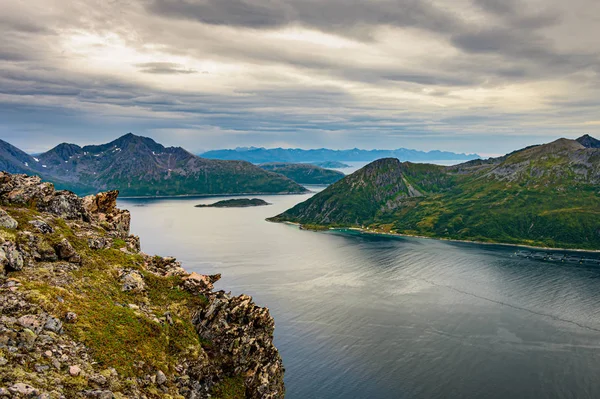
[270,135,600,250]
[0,134,308,197]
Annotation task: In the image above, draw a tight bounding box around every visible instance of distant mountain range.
[270,135,600,250]
[0,134,307,196]
[201,147,480,164]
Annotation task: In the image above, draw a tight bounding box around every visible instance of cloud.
[136,62,198,74]
[0,0,598,155]
[148,0,462,38]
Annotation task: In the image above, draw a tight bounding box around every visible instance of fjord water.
[119,190,600,399]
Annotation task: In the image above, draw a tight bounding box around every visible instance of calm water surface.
[119,189,600,399]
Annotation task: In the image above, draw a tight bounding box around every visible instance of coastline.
[341,227,600,254]
[275,221,600,254]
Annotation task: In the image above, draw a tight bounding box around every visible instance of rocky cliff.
[0,172,284,398]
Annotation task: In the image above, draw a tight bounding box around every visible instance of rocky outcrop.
[195,292,285,399]
[0,172,285,398]
[0,172,90,221]
[0,208,17,229]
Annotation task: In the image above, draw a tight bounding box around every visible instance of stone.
[44,316,63,333]
[88,237,112,250]
[69,364,82,376]
[19,328,37,346]
[120,270,145,292]
[83,390,113,399]
[28,220,54,234]
[17,314,42,333]
[35,364,50,373]
[164,311,173,326]
[44,191,90,221]
[143,255,186,276]
[35,242,58,262]
[0,208,17,229]
[0,241,24,272]
[156,370,167,385]
[8,383,38,396]
[65,312,78,322]
[82,190,119,214]
[182,272,221,292]
[82,190,131,237]
[55,238,80,263]
[126,236,141,253]
[88,373,108,387]
[0,356,7,366]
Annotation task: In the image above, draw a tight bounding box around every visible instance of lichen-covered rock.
[1,241,24,274]
[119,269,145,292]
[194,292,285,399]
[0,208,17,229]
[83,190,131,238]
[0,173,90,220]
[143,255,187,276]
[8,382,39,396]
[88,236,113,250]
[28,219,54,234]
[55,238,81,263]
[182,272,221,292]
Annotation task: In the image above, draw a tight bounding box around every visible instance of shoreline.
[344,228,600,254]
[277,221,600,254]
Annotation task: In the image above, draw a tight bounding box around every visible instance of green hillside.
[270,137,600,250]
[259,162,345,185]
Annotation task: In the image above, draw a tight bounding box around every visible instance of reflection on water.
[119,190,600,399]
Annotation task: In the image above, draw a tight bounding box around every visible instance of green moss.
[211,376,246,399]
[111,238,127,249]
[14,214,208,379]
[0,227,16,241]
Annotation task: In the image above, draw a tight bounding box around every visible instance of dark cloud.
[136,62,198,74]
[148,0,461,37]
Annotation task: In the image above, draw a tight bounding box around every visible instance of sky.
[0,0,599,156]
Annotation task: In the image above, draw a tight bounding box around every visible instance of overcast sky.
[1,0,599,155]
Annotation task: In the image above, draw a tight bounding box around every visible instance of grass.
[211,375,246,399]
[10,207,209,380]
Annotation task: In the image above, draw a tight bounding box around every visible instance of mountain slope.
[6,134,308,196]
[577,134,600,148]
[0,138,38,174]
[259,162,345,184]
[271,136,600,250]
[202,147,480,163]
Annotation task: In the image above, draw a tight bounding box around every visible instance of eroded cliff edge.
[0,172,284,399]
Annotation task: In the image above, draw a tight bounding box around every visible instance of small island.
[195,198,271,208]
